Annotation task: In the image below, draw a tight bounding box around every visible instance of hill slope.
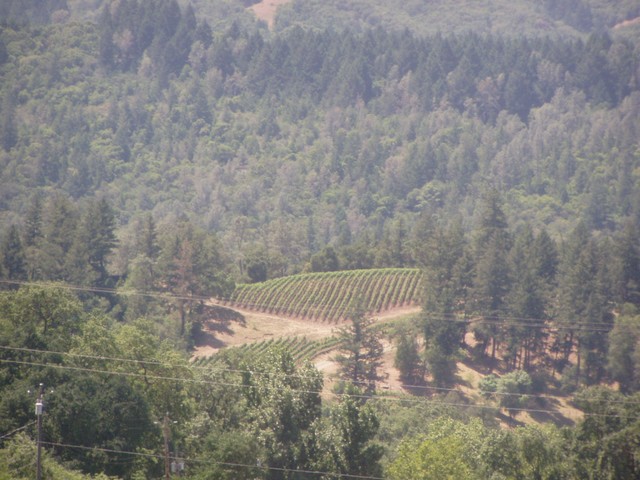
[270,0,640,38]
[225,268,422,322]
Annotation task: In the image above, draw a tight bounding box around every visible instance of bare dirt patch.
[192,303,421,359]
[248,0,293,29]
[192,303,582,426]
[614,16,640,30]
[192,304,341,358]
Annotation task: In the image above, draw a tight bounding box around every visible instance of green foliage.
[607,306,640,393]
[241,347,323,479]
[0,4,640,479]
[275,0,640,39]
[419,218,468,385]
[335,308,384,392]
[0,285,83,350]
[394,330,424,384]
[1,16,639,282]
[386,418,485,480]
[571,386,640,479]
[156,219,234,336]
[193,430,262,480]
[478,373,499,397]
[0,225,26,281]
[0,433,113,480]
[497,370,532,415]
[386,416,575,480]
[311,389,383,478]
[229,268,422,322]
[44,374,154,478]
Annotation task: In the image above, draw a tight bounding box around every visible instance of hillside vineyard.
[1,0,640,479]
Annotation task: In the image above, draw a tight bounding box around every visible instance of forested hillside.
[273,0,640,38]
[1,0,640,478]
[1,0,639,279]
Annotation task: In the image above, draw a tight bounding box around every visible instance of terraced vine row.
[224,268,422,323]
[192,335,342,367]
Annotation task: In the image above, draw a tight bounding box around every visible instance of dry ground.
[192,303,420,358]
[192,303,582,426]
[248,0,293,29]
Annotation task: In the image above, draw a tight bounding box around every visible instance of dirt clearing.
[192,304,420,358]
[249,0,293,29]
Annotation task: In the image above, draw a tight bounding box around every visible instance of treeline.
[412,190,640,391]
[234,27,637,118]
[1,2,639,280]
[0,286,380,479]
[0,0,639,346]
[273,0,640,38]
[2,283,640,479]
[0,194,234,339]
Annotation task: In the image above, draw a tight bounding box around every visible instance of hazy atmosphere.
[1,0,640,478]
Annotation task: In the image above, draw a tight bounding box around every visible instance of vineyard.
[223,268,423,323]
[191,335,343,367]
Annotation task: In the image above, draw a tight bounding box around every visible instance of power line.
[0,279,211,303]
[0,421,36,440]
[4,344,640,407]
[39,440,385,480]
[0,279,616,332]
[2,355,639,418]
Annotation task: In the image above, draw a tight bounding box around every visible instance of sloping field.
[223,268,423,323]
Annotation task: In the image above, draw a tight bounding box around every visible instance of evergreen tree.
[1,225,27,283]
[135,213,160,261]
[0,93,18,151]
[158,221,233,336]
[504,226,549,370]
[420,219,469,385]
[394,330,424,384]
[335,306,384,392]
[471,190,511,360]
[85,199,118,282]
[607,306,640,393]
[23,193,43,248]
[43,194,78,260]
[556,225,613,384]
[612,220,640,306]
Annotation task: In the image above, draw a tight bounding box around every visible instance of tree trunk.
[179,299,186,337]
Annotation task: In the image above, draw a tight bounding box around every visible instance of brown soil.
[613,16,640,30]
[248,0,293,29]
[192,303,583,426]
[192,303,420,358]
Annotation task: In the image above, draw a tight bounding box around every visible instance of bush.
[478,374,499,398]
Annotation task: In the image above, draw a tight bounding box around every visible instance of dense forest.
[1,0,640,478]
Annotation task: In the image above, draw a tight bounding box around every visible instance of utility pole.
[162,413,171,480]
[35,383,44,480]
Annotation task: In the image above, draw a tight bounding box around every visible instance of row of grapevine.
[222,268,423,323]
[192,335,346,367]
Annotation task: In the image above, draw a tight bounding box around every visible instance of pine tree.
[1,225,27,283]
[85,199,118,285]
[394,331,424,384]
[505,226,548,370]
[471,190,511,360]
[556,225,612,384]
[0,93,17,151]
[23,194,43,248]
[135,214,160,261]
[612,220,640,307]
[336,306,384,393]
[421,219,469,385]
